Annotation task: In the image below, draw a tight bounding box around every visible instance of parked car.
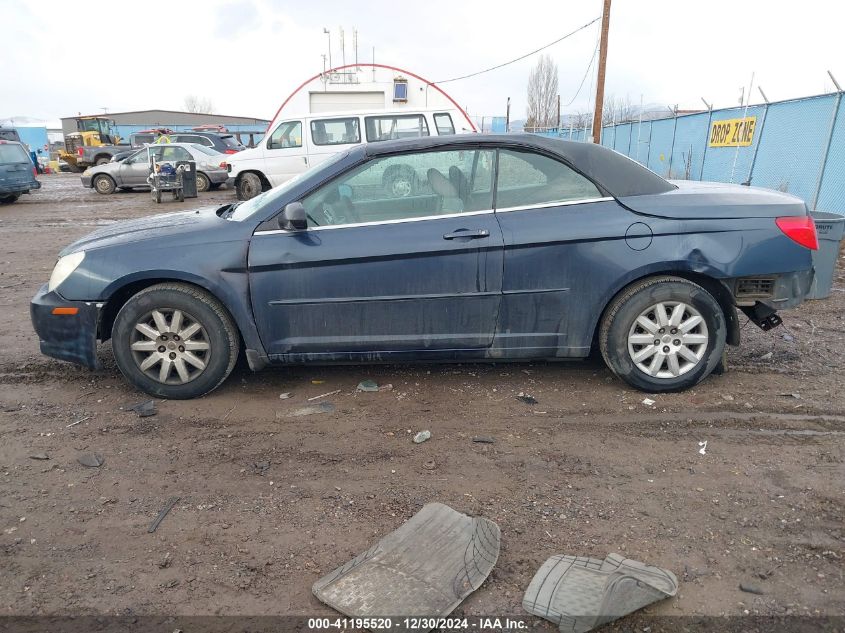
[32,134,816,399]
[0,140,41,204]
[80,143,230,194]
[226,107,468,201]
[165,131,244,154]
[0,127,22,143]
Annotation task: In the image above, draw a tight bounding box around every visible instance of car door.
[491,148,618,357]
[118,148,157,186]
[263,120,308,187]
[248,147,503,359]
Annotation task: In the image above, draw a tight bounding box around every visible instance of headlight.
[82,169,92,175]
[48,251,85,292]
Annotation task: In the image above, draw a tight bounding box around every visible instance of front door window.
[301,149,495,227]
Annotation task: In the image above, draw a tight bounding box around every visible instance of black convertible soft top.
[364,133,676,198]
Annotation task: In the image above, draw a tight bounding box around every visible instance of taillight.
[776,216,818,250]
[224,149,238,154]
[77,147,84,156]
[33,167,38,177]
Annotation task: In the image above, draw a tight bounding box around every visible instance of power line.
[563,38,600,108]
[434,17,601,84]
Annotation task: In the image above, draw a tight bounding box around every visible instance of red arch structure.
[266,63,477,133]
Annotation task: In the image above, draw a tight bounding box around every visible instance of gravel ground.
[0,174,843,629]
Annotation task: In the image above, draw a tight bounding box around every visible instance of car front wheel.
[111,283,239,399]
[236,172,262,200]
[599,276,726,392]
[93,174,116,195]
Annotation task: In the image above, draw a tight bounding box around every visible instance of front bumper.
[30,283,101,369]
[80,175,93,188]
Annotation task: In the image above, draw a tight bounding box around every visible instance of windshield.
[221,135,241,148]
[229,151,350,222]
[0,143,30,163]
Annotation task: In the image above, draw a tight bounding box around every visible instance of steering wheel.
[319,196,360,225]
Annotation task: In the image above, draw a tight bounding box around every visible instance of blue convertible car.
[31,135,817,398]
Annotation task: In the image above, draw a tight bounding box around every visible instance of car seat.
[427,168,464,213]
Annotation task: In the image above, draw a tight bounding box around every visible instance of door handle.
[443,229,490,240]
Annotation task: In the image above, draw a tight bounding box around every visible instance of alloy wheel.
[627,301,709,378]
[129,308,210,384]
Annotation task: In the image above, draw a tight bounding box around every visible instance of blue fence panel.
[700,104,766,183]
[629,120,651,164]
[16,127,49,154]
[613,123,632,155]
[815,96,845,214]
[749,94,837,203]
[668,113,709,179]
[646,118,675,177]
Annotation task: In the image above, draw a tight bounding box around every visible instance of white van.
[226,108,472,200]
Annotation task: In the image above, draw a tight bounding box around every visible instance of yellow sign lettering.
[709,116,757,147]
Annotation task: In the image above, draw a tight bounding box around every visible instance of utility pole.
[557,94,561,131]
[506,97,511,133]
[592,0,612,144]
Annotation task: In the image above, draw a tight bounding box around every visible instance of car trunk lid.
[617,180,809,219]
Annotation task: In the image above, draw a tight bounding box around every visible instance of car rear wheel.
[599,276,726,393]
[95,157,111,166]
[1,194,21,204]
[111,283,239,399]
[196,172,210,193]
[93,174,116,195]
[236,172,262,200]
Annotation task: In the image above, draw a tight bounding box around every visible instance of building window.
[393,78,408,102]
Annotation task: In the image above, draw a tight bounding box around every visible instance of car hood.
[85,162,121,177]
[59,206,232,256]
[617,180,808,219]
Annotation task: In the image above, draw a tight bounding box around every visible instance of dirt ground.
[1,174,843,629]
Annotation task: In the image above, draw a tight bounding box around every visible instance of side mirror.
[279,201,307,231]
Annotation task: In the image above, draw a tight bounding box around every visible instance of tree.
[184,95,215,114]
[526,55,559,130]
[601,94,638,125]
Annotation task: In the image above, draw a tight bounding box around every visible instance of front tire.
[111,283,239,399]
[599,276,726,393]
[93,174,116,195]
[236,172,263,200]
[0,194,21,204]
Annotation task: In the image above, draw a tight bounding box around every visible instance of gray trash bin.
[808,211,845,299]
[176,160,198,198]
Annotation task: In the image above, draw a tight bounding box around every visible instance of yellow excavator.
[59,117,125,171]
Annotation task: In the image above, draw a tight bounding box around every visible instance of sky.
[2,0,844,123]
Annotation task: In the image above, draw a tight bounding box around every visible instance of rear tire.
[111,283,239,399]
[95,157,111,166]
[599,276,726,393]
[93,174,116,195]
[0,194,21,204]
[196,172,210,193]
[236,172,263,200]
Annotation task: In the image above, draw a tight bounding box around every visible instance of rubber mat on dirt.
[522,553,678,633]
[313,503,500,628]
